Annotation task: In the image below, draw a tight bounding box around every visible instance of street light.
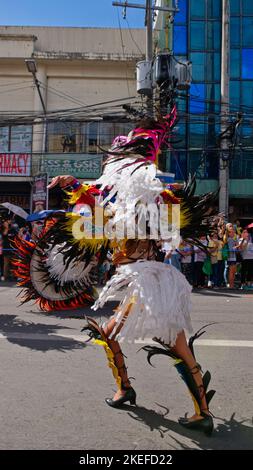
[25,58,46,115]
[25,59,37,75]
[25,58,47,159]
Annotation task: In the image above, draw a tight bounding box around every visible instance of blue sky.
[1,0,145,28]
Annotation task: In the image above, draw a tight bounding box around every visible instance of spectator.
[162,241,182,272]
[234,219,243,237]
[2,218,13,281]
[223,223,240,289]
[178,240,193,284]
[162,240,172,265]
[208,233,220,287]
[216,235,225,287]
[18,225,32,242]
[239,229,253,289]
[193,235,207,288]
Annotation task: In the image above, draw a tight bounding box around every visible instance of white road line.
[0,332,253,347]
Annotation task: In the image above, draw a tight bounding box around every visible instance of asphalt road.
[0,282,253,450]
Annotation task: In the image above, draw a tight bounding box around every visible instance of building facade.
[156,0,253,222]
[0,26,145,210]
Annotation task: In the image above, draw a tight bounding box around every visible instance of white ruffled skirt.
[92,260,193,345]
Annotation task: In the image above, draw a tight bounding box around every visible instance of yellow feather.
[65,184,90,205]
[93,339,122,389]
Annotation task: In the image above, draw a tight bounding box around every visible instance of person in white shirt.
[239,229,253,289]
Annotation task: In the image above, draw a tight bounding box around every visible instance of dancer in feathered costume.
[41,108,217,436]
[14,107,216,435]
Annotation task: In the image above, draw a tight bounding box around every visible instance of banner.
[0,153,31,176]
[42,153,102,179]
[31,173,48,213]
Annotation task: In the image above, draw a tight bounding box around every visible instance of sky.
[0,0,145,28]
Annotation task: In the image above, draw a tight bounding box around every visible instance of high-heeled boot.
[82,317,136,408]
[105,338,136,407]
[142,335,215,436]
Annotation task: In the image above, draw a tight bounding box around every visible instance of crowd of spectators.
[0,216,32,281]
[161,220,253,290]
[1,213,253,290]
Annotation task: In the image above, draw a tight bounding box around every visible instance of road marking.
[0,332,253,347]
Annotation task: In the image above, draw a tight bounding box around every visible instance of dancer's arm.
[47,175,80,190]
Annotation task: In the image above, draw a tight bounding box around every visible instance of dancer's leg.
[170,330,210,421]
[103,318,131,401]
[83,304,135,406]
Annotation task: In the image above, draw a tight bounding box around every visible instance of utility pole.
[112,1,178,116]
[146,0,153,115]
[146,0,153,64]
[219,0,230,220]
[25,59,47,156]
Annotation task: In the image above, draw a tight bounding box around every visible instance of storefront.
[0,182,31,211]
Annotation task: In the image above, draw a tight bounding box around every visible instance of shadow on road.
[120,404,253,450]
[192,289,242,298]
[0,314,86,352]
[31,301,119,320]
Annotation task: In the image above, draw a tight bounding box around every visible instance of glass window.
[170,151,187,180]
[206,53,221,81]
[241,124,253,138]
[242,48,253,78]
[10,126,32,153]
[208,0,221,18]
[230,80,241,107]
[242,80,253,105]
[242,18,253,46]
[206,84,220,113]
[0,127,9,152]
[175,121,186,137]
[230,0,240,15]
[214,53,221,81]
[189,123,205,147]
[188,151,206,178]
[190,84,206,113]
[174,26,187,54]
[114,122,132,138]
[230,17,241,47]
[84,122,99,153]
[190,0,205,18]
[206,151,219,178]
[177,97,187,112]
[230,49,241,78]
[47,122,81,153]
[207,22,221,50]
[175,0,187,23]
[99,122,115,148]
[190,52,205,81]
[190,22,205,50]
[242,0,253,15]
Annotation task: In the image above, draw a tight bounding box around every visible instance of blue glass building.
[160,0,253,220]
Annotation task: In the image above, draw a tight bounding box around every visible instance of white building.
[0,26,145,209]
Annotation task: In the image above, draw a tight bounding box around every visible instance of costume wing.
[12,213,109,311]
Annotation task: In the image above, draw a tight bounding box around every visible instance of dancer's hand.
[47,175,75,189]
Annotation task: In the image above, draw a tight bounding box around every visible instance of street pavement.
[0,282,253,450]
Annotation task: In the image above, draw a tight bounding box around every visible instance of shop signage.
[42,153,102,179]
[0,153,31,176]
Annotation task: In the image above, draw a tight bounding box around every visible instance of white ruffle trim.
[92,260,193,345]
